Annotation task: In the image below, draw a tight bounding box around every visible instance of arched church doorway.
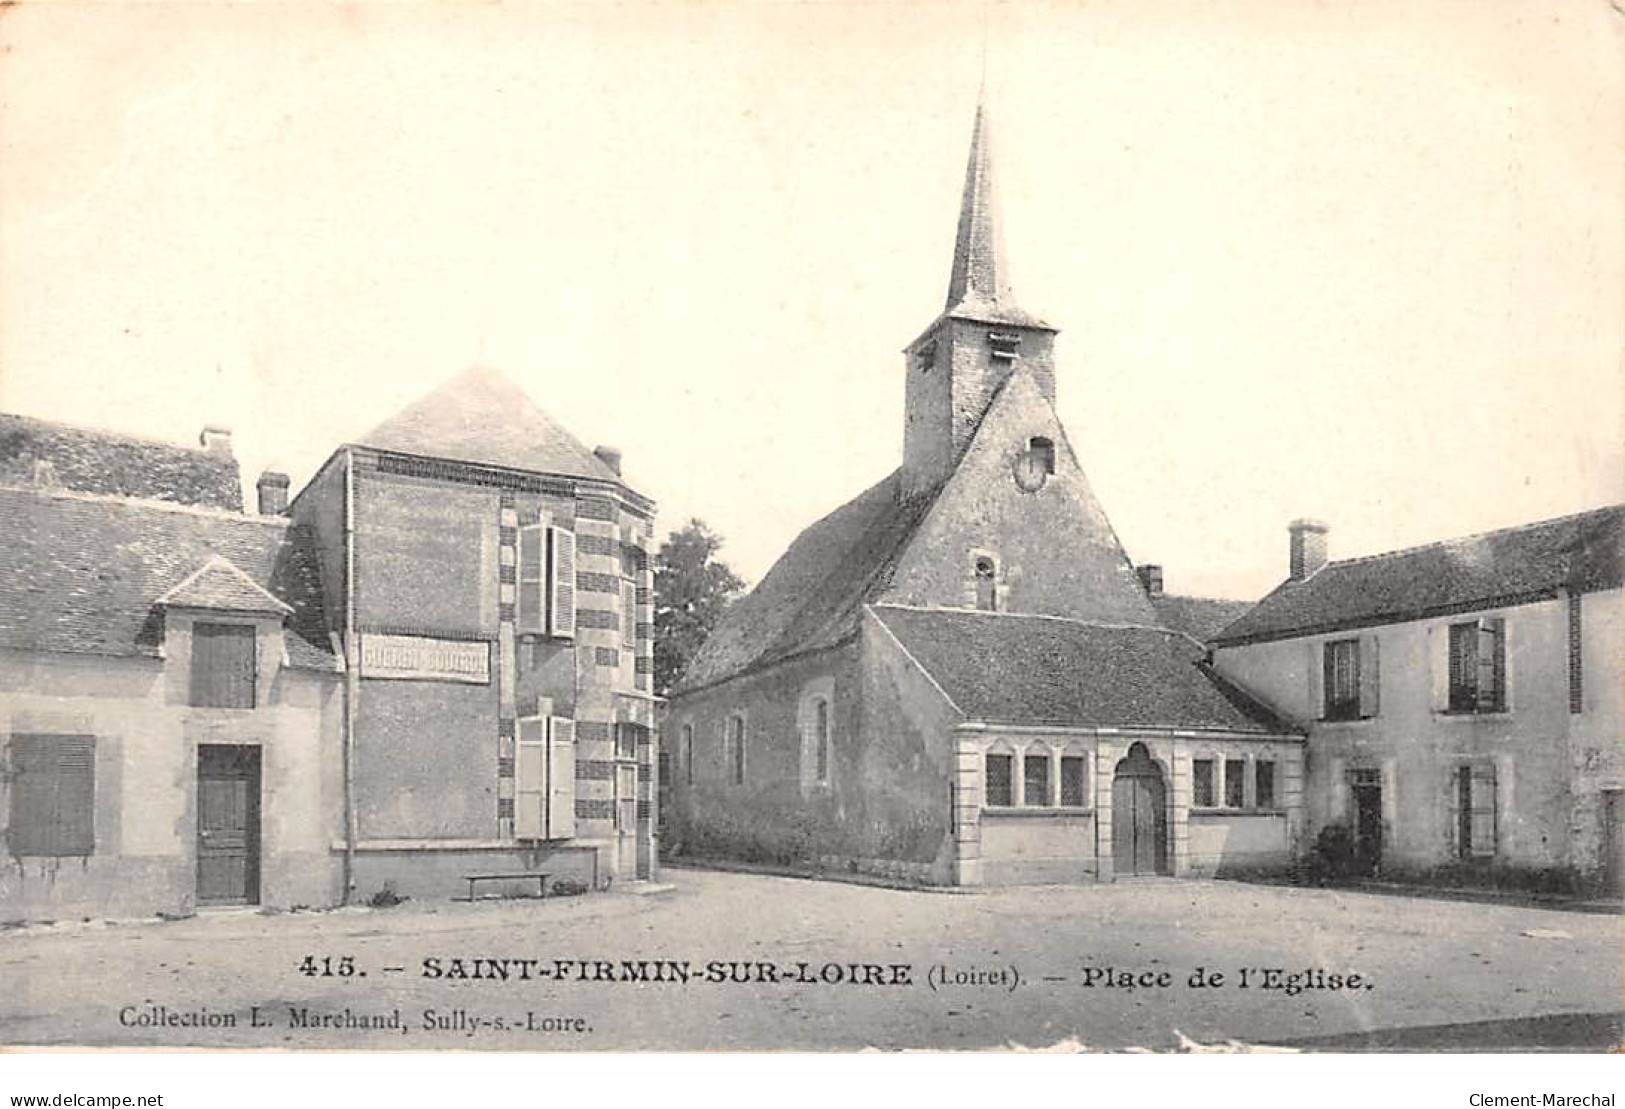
[1111,743,1168,877]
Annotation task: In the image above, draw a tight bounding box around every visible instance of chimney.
[257,471,290,516]
[199,425,233,456]
[1135,564,1164,597]
[1289,518,1329,581]
[593,445,623,476]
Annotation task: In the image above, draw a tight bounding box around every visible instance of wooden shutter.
[517,524,545,635]
[547,526,576,639]
[1305,641,1324,721]
[622,581,636,647]
[1475,619,1497,712]
[1427,626,1449,712]
[1447,766,1463,857]
[1469,764,1498,858]
[191,623,256,709]
[514,716,547,839]
[9,735,94,856]
[1358,634,1381,718]
[546,716,576,839]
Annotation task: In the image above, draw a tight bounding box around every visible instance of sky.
[2,0,1621,600]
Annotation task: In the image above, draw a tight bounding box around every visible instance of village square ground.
[1,869,1619,1052]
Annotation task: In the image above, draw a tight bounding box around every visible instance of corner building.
[291,368,660,898]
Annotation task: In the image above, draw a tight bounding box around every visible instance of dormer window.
[988,331,1020,364]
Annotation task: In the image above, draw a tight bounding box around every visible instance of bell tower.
[901,96,1059,500]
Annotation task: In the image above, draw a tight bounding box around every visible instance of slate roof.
[1151,593,1255,644]
[0,412,243,511]
[359,366,620,482]
[1215,504,1625,646]
[674,470,939,693]
[872,606,1294,734]
[0,486,338,671]
[157,555,294,615]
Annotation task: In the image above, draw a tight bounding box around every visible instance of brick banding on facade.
[497,757,514,777]
[594,647,620,667]
[496,798,514,818]
[575,721,611,743]
[575,496,616,521]
[575,759,615,781]
[575,798,614,820]
[575,608,619,630]
[575,571,620,594]
[373,452,575,496]
[575,534,618,557]
[635,656,652,674]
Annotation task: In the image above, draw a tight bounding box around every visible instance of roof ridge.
[1314,503,1624,573]
[0,410,219,455]
[871,602,1182,636]
[1157,591,1251,605]
[0,482,282,526]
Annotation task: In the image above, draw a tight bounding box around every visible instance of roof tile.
[1216,505,1624,645]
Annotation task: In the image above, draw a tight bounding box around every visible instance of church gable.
[880,368,1156,625]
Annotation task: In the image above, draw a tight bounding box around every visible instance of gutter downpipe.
[342,447,360,904]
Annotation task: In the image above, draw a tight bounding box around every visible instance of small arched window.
[814,698,830,783]
[974,556,997,612]
[1028,436,1055,475]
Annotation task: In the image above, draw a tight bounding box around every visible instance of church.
[663,102,1307,886]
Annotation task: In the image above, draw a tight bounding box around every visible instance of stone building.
[1,368,659,920]
[663,103,1305,887]
[0,418,343,919]
[289,367,659,900]
[1212,508,1624,891]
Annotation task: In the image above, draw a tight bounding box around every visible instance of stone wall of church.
[664,635,954,880]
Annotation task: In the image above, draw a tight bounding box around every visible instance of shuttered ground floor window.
[1450,764,1498,860]
[7,734,95,856]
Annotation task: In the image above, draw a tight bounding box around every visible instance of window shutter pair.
[517,520,576,639]
[514,715,576,840]
[1447,764,1498,859]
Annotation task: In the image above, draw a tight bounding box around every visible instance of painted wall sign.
[360,634,491,684]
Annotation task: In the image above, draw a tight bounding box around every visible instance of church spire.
[945,94,1012,312]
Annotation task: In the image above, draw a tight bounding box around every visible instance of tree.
[653,519,746,697]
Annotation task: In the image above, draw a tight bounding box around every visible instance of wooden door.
[1111,745,1167,877]
[197,745,260,905]
[1353,784,1383,876]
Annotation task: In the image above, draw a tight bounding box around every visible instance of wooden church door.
[1111,744,1167,877]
